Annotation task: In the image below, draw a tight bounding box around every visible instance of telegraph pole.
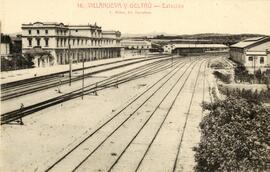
[82,51,85,100]
[253,57,257,82]
[68,29,72,86]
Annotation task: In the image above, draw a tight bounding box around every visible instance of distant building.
[1,42,10,58]
[21,22,122,67]
[1,34,11,58]
[10,35,22,54]
[230,37,270,73]
[121,40,152,55]
[121,40,151,49]
[163,43,228,55]
[0,34,21,58]
[163,44,175,54]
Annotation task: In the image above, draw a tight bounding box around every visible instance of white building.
[21,22,122,67]
[120,40,152,56]
[0,34,11,58]
[120,40,151,50]
[163,44,175,54]
[230,37,270,73]
[0,42,10,58]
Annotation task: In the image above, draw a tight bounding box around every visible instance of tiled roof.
[244,37,264,41]
[230,37,269,48]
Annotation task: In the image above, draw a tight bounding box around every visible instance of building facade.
[21,22,122,67]
[163,44,175,54]
[121,40,151,49]
[230,37,270,73]
[120,39,152,56]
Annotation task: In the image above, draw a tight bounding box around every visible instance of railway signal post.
[116,78,119,88]
[18,103,24,125]
[94,83,98,96]
[58,79,62,93]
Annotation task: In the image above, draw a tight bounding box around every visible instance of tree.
[234,65,249,82]
[194,97,270,172]
[255,69,263,84]
[24,48,53,67]
[1,54,34,71]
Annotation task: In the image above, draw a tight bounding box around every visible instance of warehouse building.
[163,43,228,55]
[230,37,270,73]
[21,22,122,67]
[121,40,152,55]
[121,40,151,49]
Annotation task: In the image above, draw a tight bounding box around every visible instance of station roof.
[173,44,227,48]
[230,36,270,49]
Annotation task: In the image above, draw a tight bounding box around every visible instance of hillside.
[123,33,268,46]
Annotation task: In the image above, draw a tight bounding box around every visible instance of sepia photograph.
[0,0,270,171]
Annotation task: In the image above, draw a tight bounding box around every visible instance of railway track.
[37,58,206,172]
[1,57,184,124]
[110,60,207,172]
[1,54,160,89]
[1,55,169,101]
[102,60,208,172]
[172,60,206,172]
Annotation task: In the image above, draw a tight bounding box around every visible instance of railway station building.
[21,22,122,67]
[230,37,270,73]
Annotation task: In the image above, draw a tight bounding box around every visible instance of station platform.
[0,54,147,85]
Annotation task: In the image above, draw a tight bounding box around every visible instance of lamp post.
[171,54,174,68]
[68,29,72,86]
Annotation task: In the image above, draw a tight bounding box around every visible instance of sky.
[1,0,270,35]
